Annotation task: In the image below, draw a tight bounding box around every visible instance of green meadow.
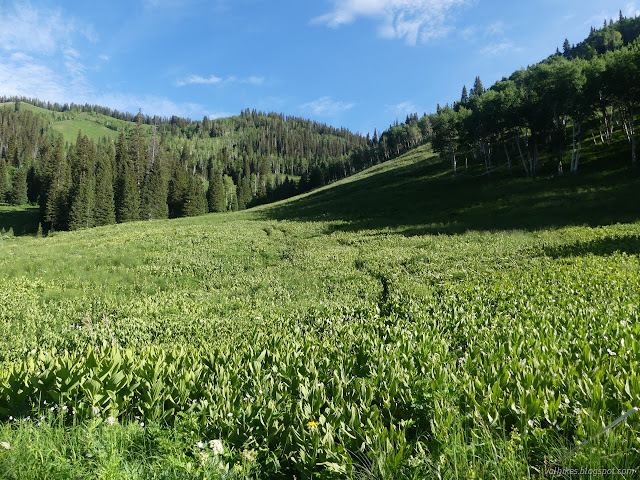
[0,141,639,478]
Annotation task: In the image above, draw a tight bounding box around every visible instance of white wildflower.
[209,439,224,455]
[528,419,534,427]
[197,441,204,449]
[227,412,233,418]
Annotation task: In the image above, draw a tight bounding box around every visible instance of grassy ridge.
[0,140,639,478]
[10,102,149,144]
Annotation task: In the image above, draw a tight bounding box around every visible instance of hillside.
[1,134,640,477]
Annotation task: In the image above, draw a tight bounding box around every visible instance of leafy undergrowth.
[1,139,639,478]
[1,215,639,478]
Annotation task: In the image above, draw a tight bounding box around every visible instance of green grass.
[0,136,639,478]
[5,102,150,144]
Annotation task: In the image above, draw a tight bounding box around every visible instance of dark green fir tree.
[207,163,225,213]
[94,147,116,226]
[9,168,28,205]
[0,158,9,202]
[141,151,169,220]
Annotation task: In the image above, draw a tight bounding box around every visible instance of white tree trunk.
[631,106,637,170]
[516,138,530,176]
[504,143,512,175]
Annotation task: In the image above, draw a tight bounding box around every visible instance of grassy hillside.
[0,140,639,478]
[10,102,150,144]
[263,139,640,234]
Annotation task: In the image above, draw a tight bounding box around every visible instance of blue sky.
[0,1,637,135]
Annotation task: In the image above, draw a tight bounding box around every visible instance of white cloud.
[480,41,522,57]
[92,93,204,119]
[176,74,223,87]
[0,54,67,101]
[386,101,421,117]
[313,0,470,45]
[0,3,67,53]
[300,96,355,117]
[584,4,640,27]
[244,76,264,85]
[485,21,504,37]
[176,73,265,87]
[98,54,111,62]
[208,112,233,119]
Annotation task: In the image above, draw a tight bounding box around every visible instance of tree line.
[0,100,428,231]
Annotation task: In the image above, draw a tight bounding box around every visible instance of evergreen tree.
[563,38,571,57]
[68,133,96,230]
[461,85,469,104]
[129,119,147,189]
[9,168,27,205]
[168,157,188,218]
[0,158,9,202]
[182,174,207,217]
[94,147,116,226]
[237,175,252,210]
[26,165,40,204]
[115,133,140,222]
[471,76,484,95]
[44,137,71,231]
[118,160,140,222]
[207,166,225,213]
[141,150,169,220]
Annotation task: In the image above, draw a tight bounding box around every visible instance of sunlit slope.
[8,102,149,143]
[0,140,639,477]
[261,140,640,234]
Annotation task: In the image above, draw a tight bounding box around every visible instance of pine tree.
[471,76,484,96]
[237,175,252,210]
[563,38,571,57]
[115,133,140,222]
[168,157,188,218]
[0,158,9,202]
[182,174,207,217]
[207,166,225,213]
[68,133,96,230]
[141,150,169,220]
[460,85,468,104]
[44,137,71,231]
[9,168,27,205]
[94,147,116,226]
[129,120,146,189]
[118,160,140,222]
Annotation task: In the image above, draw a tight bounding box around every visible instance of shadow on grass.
[260,148,640,236]
[0,205,40,236]
[542,235,640,258]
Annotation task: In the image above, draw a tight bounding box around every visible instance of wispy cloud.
[176,74,223,87]
[176,73,264,87]
[0,2,93,101]
[208,111,233,119]
[312,0,470,45]
[583,3,640,27]
[485,21,505,37]
[480,40,522,57]
[300,96,355,117]
[93,93,204,119]
[386,101,423,120]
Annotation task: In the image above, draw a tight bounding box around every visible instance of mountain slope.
[261,132,640,234]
